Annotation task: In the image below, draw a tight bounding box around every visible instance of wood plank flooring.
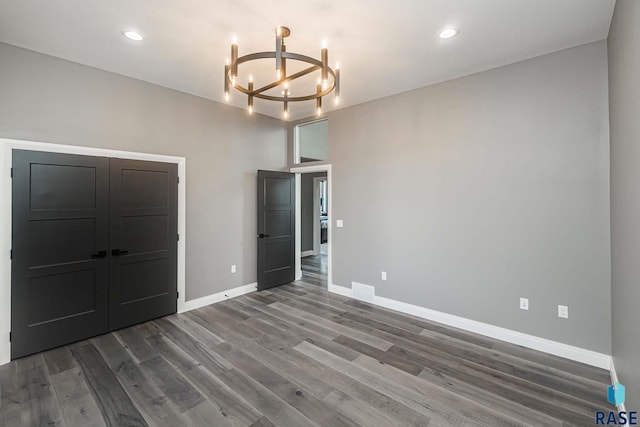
[0,280,611,426]
[301,244,327,287]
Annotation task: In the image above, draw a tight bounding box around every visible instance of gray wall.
[608,0,640,409]
[301,172,327,252]
[323,41,612,353]
[0,42,288,301]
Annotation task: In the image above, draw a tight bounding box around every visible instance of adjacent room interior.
[0,0,638,425]
[297,119,330,287]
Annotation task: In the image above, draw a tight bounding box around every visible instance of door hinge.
[177,176,180,184]
[9,249,12,260]
[176,291,179,299]
[177,233,180,242]
[9,332,11,342]
[10,168,13,178]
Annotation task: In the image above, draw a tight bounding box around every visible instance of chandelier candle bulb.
[275,32,283,77]
[321,48,329,82]
[231,44,238,78]
[284,90,289,117]
[248,81,254,113]
[224,65,230,94]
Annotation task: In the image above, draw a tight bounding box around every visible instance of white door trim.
[312,176,326,256]
[0,138,187,366]
[290,164,331,287]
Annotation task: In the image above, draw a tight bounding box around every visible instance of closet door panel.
[11,150,109,359]
[108,158,178,331]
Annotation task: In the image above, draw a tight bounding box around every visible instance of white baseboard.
[328,283,352,297]
[610,359,628,416]
[328,282,611,370]
[301,250,315,257]
[179,282,257,313]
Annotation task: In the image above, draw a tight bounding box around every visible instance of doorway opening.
[301,174,328,286]
[291,164,332,288]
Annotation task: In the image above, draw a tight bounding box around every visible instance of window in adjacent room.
[295,118,328,164]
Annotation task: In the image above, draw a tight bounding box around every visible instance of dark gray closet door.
[108,158,178,331]
[11,150,109,359]
[257,170,295,290]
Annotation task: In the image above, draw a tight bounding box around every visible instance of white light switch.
[336,219,344,228]
[519,297,529,311]
[558,305,569,319]
[381,272,387,281]
[231,264,236,274]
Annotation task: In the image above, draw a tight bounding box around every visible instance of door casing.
[0,137,186,366]
[290,164,332,287]
[312,176,327,256]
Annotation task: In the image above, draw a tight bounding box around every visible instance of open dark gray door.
[108,158,178,331]
[11,150,109,359]
[257,170,296,290]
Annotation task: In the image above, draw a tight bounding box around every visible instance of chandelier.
[224,26,340,118]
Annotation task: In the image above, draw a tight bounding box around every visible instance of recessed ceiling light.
[438,27,459,39]
[122,30,145,41]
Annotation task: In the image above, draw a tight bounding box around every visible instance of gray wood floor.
[0,280,611,426]
[301,245,327,286]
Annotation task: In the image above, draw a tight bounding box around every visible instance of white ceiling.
[0,0,615,121]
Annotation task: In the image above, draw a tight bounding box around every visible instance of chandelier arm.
[253,65,319,95]
[233,68,337,102]
[280,52,323,68]
[235,51,276,64]
[228,67,336,100]
[235,67,336,102]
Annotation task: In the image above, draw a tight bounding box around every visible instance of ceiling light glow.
[438,27,459,39]
[122,30,145,41]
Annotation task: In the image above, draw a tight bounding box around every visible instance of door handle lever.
[111,249,129,256]
[257,234,270,238]
[90,250,107,259]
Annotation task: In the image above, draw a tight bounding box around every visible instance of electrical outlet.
[519,297,529,311]
[381,271,387,281]
[558,305,569,319]
[231,264,236,274]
